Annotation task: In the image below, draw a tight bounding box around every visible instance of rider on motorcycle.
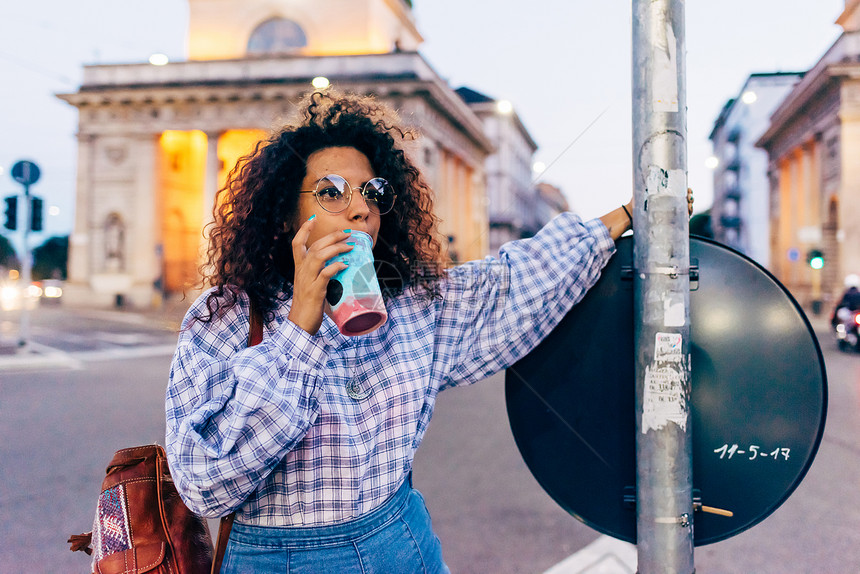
[832,274,860,327]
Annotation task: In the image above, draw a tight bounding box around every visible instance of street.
[0,304,858,573]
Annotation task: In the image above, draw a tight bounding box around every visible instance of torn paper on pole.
[642,363,688,433]
[651,6,679,112]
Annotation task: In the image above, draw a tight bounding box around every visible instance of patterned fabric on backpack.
[91,484,133,568]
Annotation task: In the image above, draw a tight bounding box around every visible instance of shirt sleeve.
[165,290,331,517]
[434,213,615,390]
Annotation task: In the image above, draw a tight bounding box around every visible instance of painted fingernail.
[346,242,355,246]
[343,229,351,233]
[308,214,316,221]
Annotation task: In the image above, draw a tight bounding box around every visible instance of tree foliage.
[689,210,713,239]
[32,235,68,280]
[0,234,18,270]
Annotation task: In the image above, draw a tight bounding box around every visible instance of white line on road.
[70,344,177,362]
[0,351,82,372]
[542,535,637,574]
[0,344,177,372]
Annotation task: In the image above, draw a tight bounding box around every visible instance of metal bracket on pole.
[632,0,695,571]
[624,487,734,519]
[622,262,699,289]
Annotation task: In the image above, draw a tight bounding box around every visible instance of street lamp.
[149,53,169,66]
[741,90,758,104]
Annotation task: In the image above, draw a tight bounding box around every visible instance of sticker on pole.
[654,332,682,362]
[642,364,688,433]
[650,7,679,112]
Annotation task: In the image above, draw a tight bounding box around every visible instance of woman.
[165,91,633,573]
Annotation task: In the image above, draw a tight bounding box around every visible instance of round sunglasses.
[299,174,396,215]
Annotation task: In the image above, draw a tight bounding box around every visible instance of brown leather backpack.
[69,308,261,573]
[68,444,214,574]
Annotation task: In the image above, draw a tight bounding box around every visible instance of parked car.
[0,279,62,311]
[33,279,64,302]
[0,281,39,311]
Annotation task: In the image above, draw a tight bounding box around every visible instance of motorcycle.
[833,306,860,352]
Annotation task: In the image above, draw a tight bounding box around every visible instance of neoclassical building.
[455,87,539,255]
[709,72,802,267]
[757,0,860,309]
[58,0,492,307]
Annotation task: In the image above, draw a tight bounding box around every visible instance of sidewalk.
[544,536,637,574]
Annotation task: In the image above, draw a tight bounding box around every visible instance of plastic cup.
[325,231,388,336]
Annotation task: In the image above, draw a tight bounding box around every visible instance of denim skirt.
[221,478,450,574]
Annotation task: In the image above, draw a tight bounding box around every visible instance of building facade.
[534,183,570,228]
[757,1,860,309]
[57,0,492,307]
[709,73,802,267]
[456,87,563,255]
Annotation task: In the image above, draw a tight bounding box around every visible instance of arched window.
[247,18,308,55]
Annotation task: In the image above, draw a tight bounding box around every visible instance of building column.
[777,159,793,284]
[839,109,860,288]
[197,131,223,285]
[203,131,223,235]
[67,133,97,288]
[472,168,488,257]
[799,144,813,296]
[788,152,802,288]
[131,133,160,306]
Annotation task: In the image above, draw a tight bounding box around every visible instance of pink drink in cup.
[325,231,388,336]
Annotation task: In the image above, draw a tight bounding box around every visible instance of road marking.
[0,351,82,372]
[542,535,637,574]
[94,332,164,346]
[71,344,177,362]
[0,343,176,372]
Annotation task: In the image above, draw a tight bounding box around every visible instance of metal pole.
[19,183,32,348]
[631,0,694,572]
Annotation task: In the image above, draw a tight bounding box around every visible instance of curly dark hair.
[200,90,446,321]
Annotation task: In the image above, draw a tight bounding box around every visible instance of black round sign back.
[505,236,827,546]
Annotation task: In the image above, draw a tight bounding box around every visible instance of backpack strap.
[210,300,263,574]
[211,514,235,574]
[248,302,264,346]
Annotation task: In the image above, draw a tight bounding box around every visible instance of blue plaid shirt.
[165,213,614,526]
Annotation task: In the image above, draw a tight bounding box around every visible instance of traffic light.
[807,249,825,270]
[31,197,43,232]
[3,196,17,231]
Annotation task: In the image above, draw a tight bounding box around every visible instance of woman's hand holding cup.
[288,216,353,335]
